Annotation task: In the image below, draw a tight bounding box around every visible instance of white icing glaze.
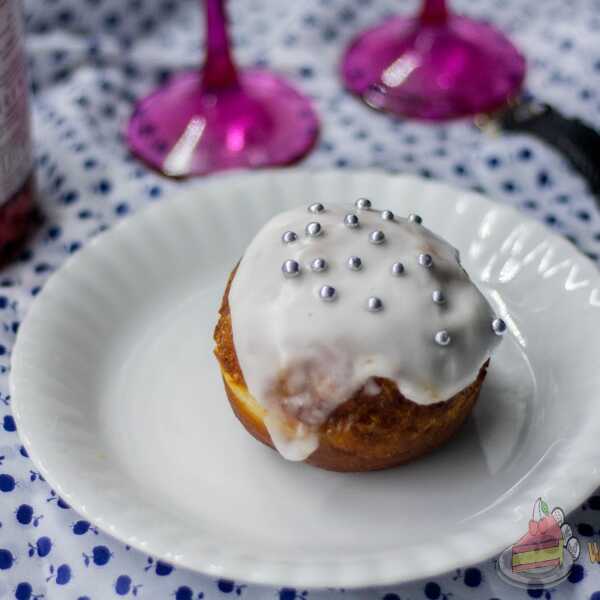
[228,203,501,460]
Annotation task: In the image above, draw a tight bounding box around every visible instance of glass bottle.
[0,0,36,262]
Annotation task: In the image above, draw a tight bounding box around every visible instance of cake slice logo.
[496,498,580,588]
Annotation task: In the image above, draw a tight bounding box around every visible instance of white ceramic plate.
[11,170,600,589]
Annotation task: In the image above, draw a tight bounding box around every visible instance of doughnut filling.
[221,202,503,463]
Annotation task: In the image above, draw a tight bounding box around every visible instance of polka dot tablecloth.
[1,0,600,598]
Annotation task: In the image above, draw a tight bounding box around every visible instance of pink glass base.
[341,15,526,121]
[127,70,319,177]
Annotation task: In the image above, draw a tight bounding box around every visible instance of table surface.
[1,0,600,598]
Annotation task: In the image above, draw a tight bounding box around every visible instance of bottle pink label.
[0,0,32,205]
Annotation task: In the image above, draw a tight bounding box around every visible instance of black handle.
[499,100,600,197]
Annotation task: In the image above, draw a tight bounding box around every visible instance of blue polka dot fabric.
[2,0,600,598]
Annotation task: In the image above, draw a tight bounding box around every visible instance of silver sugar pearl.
[319,285,337,302]
[408,213,423,224]
[344,213,360,229]
[492,318,507,336]
[367,296,384,312]
[355,197,372,210]
[432,290,446,304]
[281,230,297,244]
[435,330,451,346]
[391,261,404,276]
[418,253,433,268]
[347,256,362,271]
[308,202,325,214]
[381,209,394,221]
[310,257,328,272]
[305,221,323,238]
[282,259,300,278]
[369,230,386,245]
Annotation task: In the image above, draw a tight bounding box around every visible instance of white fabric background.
[0,0,599,598]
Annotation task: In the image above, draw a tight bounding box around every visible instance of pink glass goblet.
[341,0,526,121]
[127,0,319,177]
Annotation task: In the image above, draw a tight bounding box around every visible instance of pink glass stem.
[202,0,238,90]
[126,0,319,176]
[340,0,526,121]
[419,0,448,24]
